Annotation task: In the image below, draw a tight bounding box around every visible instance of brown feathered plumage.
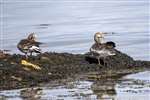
[17,33,42,58]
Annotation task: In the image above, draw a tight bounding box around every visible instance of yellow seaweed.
[21,60,41,70]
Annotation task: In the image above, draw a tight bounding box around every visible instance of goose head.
[94,32,104,43]
[27,33,37,41]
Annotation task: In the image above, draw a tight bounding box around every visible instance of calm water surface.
[0,71,150,100]
[0,0,149,60]
[0,0,149,100]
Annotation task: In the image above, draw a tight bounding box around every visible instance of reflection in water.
[40,81,96,100]
[0,81,97,100]
[0,71,149,100]
[91,79,117,100]
[20,88,42,100]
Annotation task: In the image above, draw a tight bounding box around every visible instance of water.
[0,0,149,100]
[0,0,149,60]
[0,71,150,100]
[116,71,150,100]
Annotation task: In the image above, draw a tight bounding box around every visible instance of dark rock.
[0,50,149,90]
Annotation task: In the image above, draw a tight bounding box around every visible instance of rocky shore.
[0,50,150,90]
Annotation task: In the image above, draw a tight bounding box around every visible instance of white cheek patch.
[96,38,104,43]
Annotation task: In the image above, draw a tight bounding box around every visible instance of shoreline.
[0,50,150,90]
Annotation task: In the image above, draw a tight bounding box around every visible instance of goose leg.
[103,57,107,67]
[98,56,101,65]
[30,52,33,56]
[103,57,105,66]
[25,53,28,59]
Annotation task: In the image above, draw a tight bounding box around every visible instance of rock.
[0,50,149,90]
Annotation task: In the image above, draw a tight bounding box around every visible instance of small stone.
[48,72,52,75]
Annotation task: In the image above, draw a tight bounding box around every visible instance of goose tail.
[106,41,116,48]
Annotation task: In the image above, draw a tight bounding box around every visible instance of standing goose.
[90,32,116,65]
[17,33,42,58]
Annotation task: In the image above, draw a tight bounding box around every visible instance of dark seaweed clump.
[0,50,149,90]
